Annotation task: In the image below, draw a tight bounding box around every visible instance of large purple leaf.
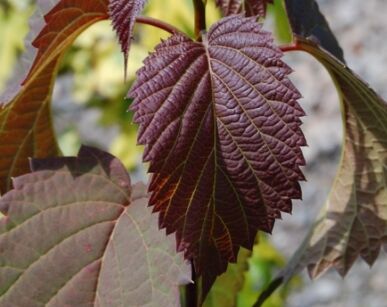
[130,15,305,296]
[0,146,191,306]
[108,0,147,73]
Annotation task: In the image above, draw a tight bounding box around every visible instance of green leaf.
[0,146,191,306]
[203,248,251,307]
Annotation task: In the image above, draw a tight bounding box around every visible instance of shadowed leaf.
[0,146,191,306]
[281,38,387,280]
[256,39,387,307]
[0,0,110,194]
[108,0,147,73]
[130,15,305,297]
[284,0,344,62]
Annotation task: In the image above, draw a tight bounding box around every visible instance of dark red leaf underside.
[130,15,306,296]
[108,0,147,73]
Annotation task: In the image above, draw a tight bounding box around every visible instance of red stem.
[135,16,184,35]
[279,42,302,53]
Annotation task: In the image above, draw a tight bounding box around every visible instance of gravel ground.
[271,1,387,306]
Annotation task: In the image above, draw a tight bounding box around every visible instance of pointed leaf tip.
[108,0,147,75]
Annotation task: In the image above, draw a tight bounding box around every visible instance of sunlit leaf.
[130,15,306,297]
[0,0,110,194]
[0,146,191,306]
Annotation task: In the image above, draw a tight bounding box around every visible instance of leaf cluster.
[0,0,386,306]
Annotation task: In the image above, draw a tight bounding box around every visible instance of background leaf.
[130,15,306,298]
[203,247,251,307]
[0,146,191,306]
[283,0,344,62]
[280,38,387,280]
[0,0,110,194]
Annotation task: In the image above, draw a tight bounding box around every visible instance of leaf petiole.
[193,0,206,40]
[136,16,185,35]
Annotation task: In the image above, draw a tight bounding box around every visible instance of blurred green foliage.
[0,1,299,305]
[0,0,33,91]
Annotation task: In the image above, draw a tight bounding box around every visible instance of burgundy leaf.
[0,146,191,306]
[109,0,147,74]
[130,15,305,297]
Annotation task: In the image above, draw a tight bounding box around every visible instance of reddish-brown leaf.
[0,0,109,194]
[130,15,305,296]
[0,146,191,306]
[108,0,147,73]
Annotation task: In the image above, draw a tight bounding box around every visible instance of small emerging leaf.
[130,15,306,297]
[215,0,273,17]
[246,0,274,17]
[0,146,191,306]
[215,0,242,16]
[108,0,147,74]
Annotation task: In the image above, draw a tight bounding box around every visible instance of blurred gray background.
[274,1,387,306]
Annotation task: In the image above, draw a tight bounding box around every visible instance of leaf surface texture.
[109,0,147,71]
[0,146,190,306]
[130,15,306,294]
